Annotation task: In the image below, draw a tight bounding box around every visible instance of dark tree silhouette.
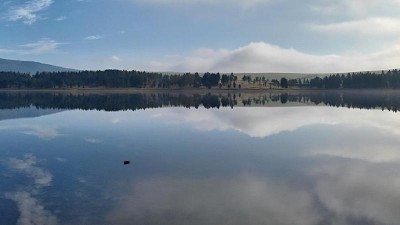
[280,78,288,88]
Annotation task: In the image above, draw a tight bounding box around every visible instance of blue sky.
[0,0,400,73]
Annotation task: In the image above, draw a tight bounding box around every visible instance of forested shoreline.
[0,69,399,89]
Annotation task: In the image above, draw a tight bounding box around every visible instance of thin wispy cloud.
[20,125,61,140]
[111,55,121,62]
[84,35,103,40]
[2,1,13,6]
[18,39,63,55]
[56,157,67,163]
[107,175,319,225]
[55,16,67,21]
[310,158,400,225]
[0,124,62,140]
[5,192,59,225]
[0,39,63,55]
[7,154,53,187]
[4,154,58,225]
[6,0,54,25]
[84,138,103,144]
[310,0,400,16]
[310,18,400,36]
[111,118,121,124]
[1,0,399,72]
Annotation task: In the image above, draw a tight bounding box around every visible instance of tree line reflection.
[1,91,400,112]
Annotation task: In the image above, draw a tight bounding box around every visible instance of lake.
[1,91,400,225]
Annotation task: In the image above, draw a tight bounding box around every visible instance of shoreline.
[1,88,400,94]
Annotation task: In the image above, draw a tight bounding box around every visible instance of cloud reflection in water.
[150,106,400,138]
[105,106,400,225]
[2,105,400,225]
[4,154,58,225]
[107,175,320,225]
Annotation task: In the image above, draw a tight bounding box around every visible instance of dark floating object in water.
[123,161,130,165]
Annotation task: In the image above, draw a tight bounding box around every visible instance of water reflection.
[107,175,319,225]
[7,154,53,187]
[0,124,62,140]
[5,191,58,225]
[150,106,400,139]
[1,92,400,225]
[107,167,400,225]
[3,154,57,225]
[1,90,400,112]
[312,159,400,225]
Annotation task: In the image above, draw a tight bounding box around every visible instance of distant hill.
[0,58,76,74]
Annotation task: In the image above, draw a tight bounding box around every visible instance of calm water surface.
[1,91,400,225]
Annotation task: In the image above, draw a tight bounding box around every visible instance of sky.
[0,0,399,73]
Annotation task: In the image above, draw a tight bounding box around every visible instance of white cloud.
[55,16,66,21]
[309,143,400,163]
[148,104,400,164]
[77,177,87,183]
[0,39,63,55]
[309,0,400,16]
[149,105,400,139]
[311,17,400,36]
[107,175,320,225]
[311,160,400,225]
[2,1,13,6]
[20,125,61,140]
[5,192,58,225]
[111,118,121,123]
[0,124,61,140]
[19,39,62,54]
[150,107,337,137]
[106,165,400,224]
[84,138,103,144]
[146,42,400,73]
[8,154,53,187]
[0,48,15,54]
[6,0,53,25]
[56,157,67,163]
[4,154,57,224]
[84,35,103,40]
[111,55,121,62]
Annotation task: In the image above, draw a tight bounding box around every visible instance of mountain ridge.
[0,58,76,74]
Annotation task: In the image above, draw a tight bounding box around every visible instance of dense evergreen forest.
[0,70,237,89]
[288,69,400,89]
[0,69,399,89]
